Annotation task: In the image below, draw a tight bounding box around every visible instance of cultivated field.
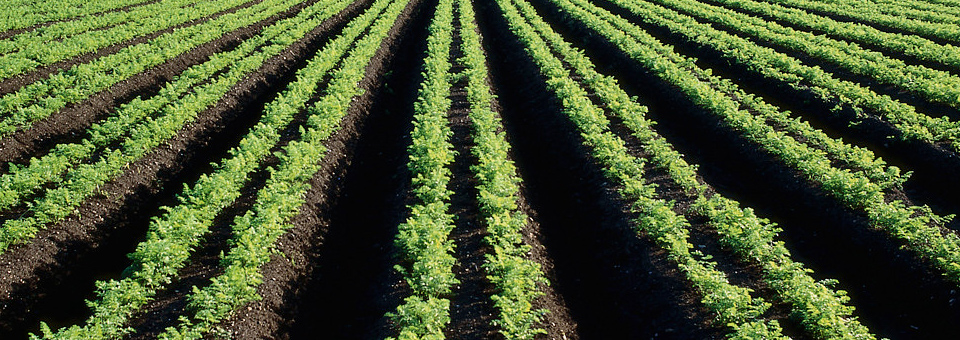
[1,0,960,338]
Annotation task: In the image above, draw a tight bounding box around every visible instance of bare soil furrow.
[221,0,430,337]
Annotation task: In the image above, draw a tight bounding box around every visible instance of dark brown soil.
[524,0,960,337]
[443,7,501,338]
[476,0,726,338]
[122,166,264,339]
[0,0,355,337]
[513,192,581,340]
[215,0,429,338]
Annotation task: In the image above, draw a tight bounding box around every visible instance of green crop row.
[387,0,458,337]
[605,0,908,189]
[154,0,410,337]
[704,0,960,73]
[759,0,960,45]
[537,0,885,337]
[607,0,960,154]
[649,0,960,110]
[497,0,795,337]
[0,0,253,81]
[0,0,202,56]
[608,0,960,154]
[866,0,960,22]
[564,0,960,293]
[456,0,549,338]
[0,0,340,214]
[0,0,301,139]
[0,0,154,32]
[31,0,388,337]
[0,0,327,252]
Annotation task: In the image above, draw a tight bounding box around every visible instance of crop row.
[0,0,343,224]
[759,0,960,44]
[387,0,458,336]
[0,0,197,56]
[31,0,363,333]
[156,0,410,335]
[508,0,786,335]
[866,0,960,22]
[562,0,960,288]
[650,0,960,110]
[34,0,410,337]
[0,0,338,252]
[0,0,251,81]
[0,0,301,138]
[852,0,960,26]
[584,1,960,282]
[457,0,549,337]
[605,0,908,188]
[508,0,900,337]
[0,0,154,32]
[702,0,960,73]
[606,0,960,155]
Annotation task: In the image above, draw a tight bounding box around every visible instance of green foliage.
[494,0,785,336]
[30,0,372,337]
[0,0,155,32]
[0,0,305,252]
[389,0,459,336]
[388,296,451,340]
[564,0,960,294]
[0,0,304,138]
[457,1,550,338]
[153,0,412,336]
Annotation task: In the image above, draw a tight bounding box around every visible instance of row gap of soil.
[0,0,360,336]
[443,6,501,336]
[0,0,165,40]
[218,0,432,338]
[468,8,580,338]
[0,0,327,172]
[122,165,270,339]
[520,0,960,338]
[476,0,727,338]
[695,0,960,77]
[587,0,960,234]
